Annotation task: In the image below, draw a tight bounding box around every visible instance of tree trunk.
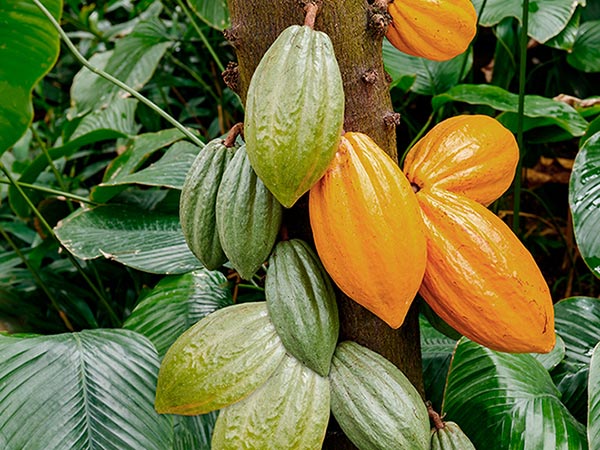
[225,1,424,447]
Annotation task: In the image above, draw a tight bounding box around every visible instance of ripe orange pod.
[416,188,555,353]
[386,0,477,61]
[309,132,427,329]
[403,115,519,206]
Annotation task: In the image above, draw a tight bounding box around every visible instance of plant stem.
[401,110,437,165]
[174,0,225,72]
[0,226,74,331]
[0,163,121,326]
[513,0,529,234]
[0,179,97,204]
[32,0,205,149]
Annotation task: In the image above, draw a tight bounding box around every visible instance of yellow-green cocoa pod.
[431,422,476,450]
[330,341,430,450]
[179,137,238,269]
[155,302,286,415]
[266,239,339,377]
[211,354,330,449]
[216,146,283,280]
[244,25,344,208]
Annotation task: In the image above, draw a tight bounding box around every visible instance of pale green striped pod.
[216,146,282,280]
[431,422,477,450]
[330,341,430,450]
[266,239,339,377]
[244,25,344,208]
[179,137,238,269]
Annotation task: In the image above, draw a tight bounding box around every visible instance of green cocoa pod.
[245,25,344,208]
[179,137,238,269]
[330,341,430,450]
[431,422,476,450]
[216,146,283,280]
[155,302,286,415]
[265,239,339,377]
[212,354,330,449]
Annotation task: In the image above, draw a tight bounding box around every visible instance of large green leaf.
[420,315,457,412]
[552,297,600,422]
[212,354,330,449]
[383,40,472,95]
[155,302,287,415]
[54,204,202,274]
[589,342,600,448]
[568,21,600,73]
[124,269,232,357]
[186,0,230,30]
[0,0,62,154]
[433,84,588,137]
[570,134,600,278]
[471,0,584,43]
[104,141,200,190]
[70,17,172,115]
[0,329,173,450]
[443,339,587,449]
[91,128,186,203]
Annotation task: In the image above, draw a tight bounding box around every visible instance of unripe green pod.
[330,341,430,450]
[211,354,330,450]
[245,25,344,208]
[266,239,339,377]
[431,422,476,450]
[216,146,283,280]
[179,137,238,269]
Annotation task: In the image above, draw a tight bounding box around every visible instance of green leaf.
[420,315,457,412]
[54,204,202,274]
[8,97,139,217]
[124,269,232,357]
[588,342,600,448]
[186,0,230,30]
[568,21,600,72]
[551,297,600,422]
[107,141,200,190]
[472,0,584,43]
[0,329,173,450]
[570,134,600,278]
[533,334,566,371]
[383,40,472,95]
[433,84,588,136]
[155,302,287,415]
[0,0,62,154]
[70,17,172,115]
[546,8,581,51]
[582,116,600,146]
[555,297,600,370]
[91,128,186,203]
[173,413,217,450]
[212,354,330,449]
[443,339,587,450]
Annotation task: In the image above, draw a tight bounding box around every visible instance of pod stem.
[224,122,244,147]
[303,1,320,29]
[427,401,446,430]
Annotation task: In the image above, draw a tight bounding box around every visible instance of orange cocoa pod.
[309,132,427,329]
[404,115,519,206]
[416,188,555,353]
[386,0,477,61]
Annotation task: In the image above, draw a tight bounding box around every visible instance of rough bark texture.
[225,1,424,447]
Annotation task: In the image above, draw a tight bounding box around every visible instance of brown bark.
[225,0,424,447]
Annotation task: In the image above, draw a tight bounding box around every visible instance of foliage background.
[1,0,600,449]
